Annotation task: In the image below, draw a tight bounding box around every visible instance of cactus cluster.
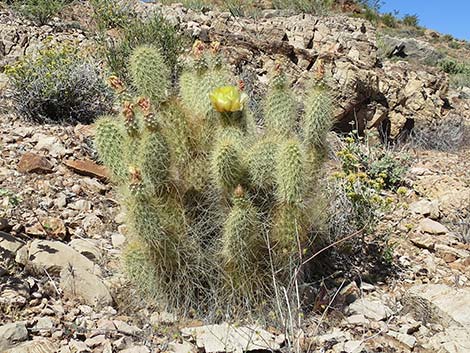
[95,41,333,316]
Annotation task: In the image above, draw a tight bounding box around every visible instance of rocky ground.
[1,2,470,353]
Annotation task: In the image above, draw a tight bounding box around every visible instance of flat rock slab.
[0,322,28,351]
[17,153,53,174]
[419,218,448,234]
[407,284,470,328]
[20,239,99,276]
[63,159,109,181]
[4,339,58,353]
[348,298,393,321]
[0,231,25,254]
[181,323,283,353]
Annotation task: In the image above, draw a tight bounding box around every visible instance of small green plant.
[402,14,419,27]
[95,41,334,318]
[381,12,398,28]
[332,132,407,232]
[10,0,72,25]
[449,41,462,50]
[5,41,113,124]
[100,13,187,82]
[271,0,334,14]
[89,0,134,31]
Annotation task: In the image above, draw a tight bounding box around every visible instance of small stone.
[33,317,53,331]
[346,314,370,325]
[333,340,364,353]
[114,320,142,336]
[388,331,416,349]
[349,298,393,321]
[69,200,92,211]
[419,218,448,235]
[0,322,28,351]
[111,233,126,248]
[69,239,102,262]
[410,199,439,218]
[60,266,112,308]
[85,334,107,348]
[150,311,177,326]
[120,346,150,353]
[17,153,53,174]
[69,339,90,353]
[63,159,109,181]
[168,341,197,353]
[0,231,25,254]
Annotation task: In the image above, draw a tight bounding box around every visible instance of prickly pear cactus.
[95,41,333,317]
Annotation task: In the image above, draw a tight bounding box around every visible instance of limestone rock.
[181,323,283,353]
[0,322,28,351]
[419,218,448,234]
[19,239,99,276]
[348,298,393,321]
[60,266,112,308]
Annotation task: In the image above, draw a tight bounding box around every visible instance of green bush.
[95,42,334,318]
[10,0,72,25]
[89,0,133,31]
[272,0,334,14]
[332,133,406,232]
[5,42,113,124]
[402,14,419,27]
[381,12,397,28]
[101,13,187,82]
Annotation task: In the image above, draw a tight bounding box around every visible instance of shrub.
[331,132,406,232]
[95,42,334,318]
[411,114,465,151]
[10,0,72,25]
[101,13,187,83]
[5,42,113,124]
[272,0,334,14]
[381,12,397,28]
[402,14,419,27]
[89,0,133,31]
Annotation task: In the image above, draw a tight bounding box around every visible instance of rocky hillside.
[0,1,469,353]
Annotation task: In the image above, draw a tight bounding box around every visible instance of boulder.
[0,322,28,351]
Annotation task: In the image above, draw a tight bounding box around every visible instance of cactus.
[303,84,333,150]
[94,116,127,182]
[129,45,171,105]
[275,138,305,204]
[94,42,334,318]
[221,186,265,294]
[264,67,297,137]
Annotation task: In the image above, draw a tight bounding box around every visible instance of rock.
[19,239,98,276]
[410,199,440,219]
[114,320,142,336]
[4,339,58,353]
[168,341,197,353]
[381,35,444,64]
[17,153,53,174]
[333,340,364,353]
[33,317,54,332]
[0,231,25,254]
[84,334,107,348]
[0,322,28,351]
[63,159,109,181]
[69,239,102,262]
[0,275,29,307]
[68,339,90,353]
[435,244,470,262]
[150,311,177,326]
[120,347,150,353]
[410,233,435,250]
[60,266,112,307]
[181,323,283,353]
[348,298,393,321]
[69,200,92,211]
[346,314,370,325]
[34,135,67,157]
[25,217,67,240]
[387,331,416,349]
[405,284,470,327]
[111,233,126,248]
[0,218,12,232]
[419,218,448,235]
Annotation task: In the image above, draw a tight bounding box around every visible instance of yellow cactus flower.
[209,86,247,113]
